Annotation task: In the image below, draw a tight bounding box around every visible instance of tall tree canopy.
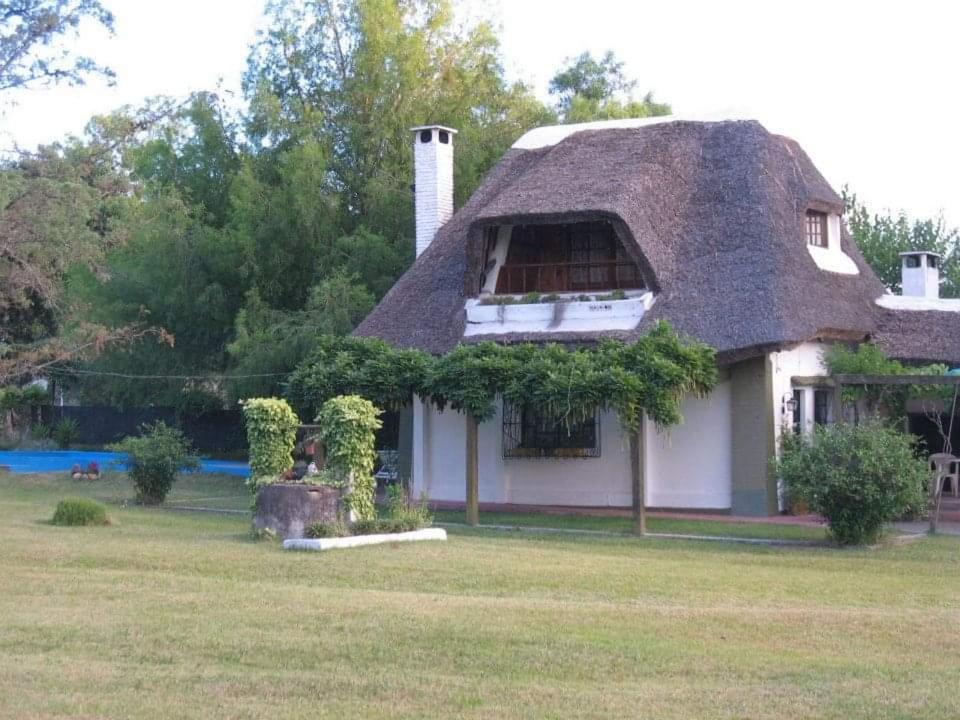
[6,0,676,408]
[0,0,114,95]
[548,51,670,123]
[844,189,960,297]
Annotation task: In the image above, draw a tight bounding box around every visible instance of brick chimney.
[411,125,456,257]
[899,251,940,299]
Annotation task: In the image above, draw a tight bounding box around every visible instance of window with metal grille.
[502,402,600,458]
[805,211,828,247]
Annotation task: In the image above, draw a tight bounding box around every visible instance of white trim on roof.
[875,294,960,312]
[511,112,754,150]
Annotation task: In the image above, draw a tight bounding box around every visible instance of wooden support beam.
[630,417,646,536]
[832,382,845,425]
[465,414,479,527]
[792,374,960,388]
[791,376,835,388]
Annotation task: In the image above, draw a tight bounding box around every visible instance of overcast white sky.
[2,0,957,225]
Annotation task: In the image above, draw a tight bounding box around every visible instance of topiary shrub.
[778,421,927,545]
[240,398,299,492]
[52,497,110,526]
[316,395,382,521]
[109,422,199,505]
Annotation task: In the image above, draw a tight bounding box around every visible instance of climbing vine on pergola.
[286,322,718,533]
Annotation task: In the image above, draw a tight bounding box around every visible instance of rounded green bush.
[108,421,199,505]
[52,497,109,526]
[778,422,927,545]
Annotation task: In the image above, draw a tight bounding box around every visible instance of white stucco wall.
[769,342,829,442]
[644,379,732,509]
[412,381,733,510]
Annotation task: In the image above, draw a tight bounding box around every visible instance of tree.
[0,0,115,95]
[227,272,375,401]
[0,101,177,378]
[548,51,670,124]
[244,0,552,245]
[844,189,960,297]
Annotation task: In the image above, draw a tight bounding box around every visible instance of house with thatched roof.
[356,117,960,515]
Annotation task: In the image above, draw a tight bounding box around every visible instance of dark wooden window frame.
[805,210,828,248]
[492,221,644,295]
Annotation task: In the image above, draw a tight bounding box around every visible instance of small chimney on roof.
[411,125,456,257]
[899,251,941,299]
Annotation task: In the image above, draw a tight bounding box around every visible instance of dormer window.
[492,221,644,294]
[805,210,828,248]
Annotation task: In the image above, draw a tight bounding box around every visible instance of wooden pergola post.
[465,413,480,526]
[832,380,845,425]
[630,414,646,536]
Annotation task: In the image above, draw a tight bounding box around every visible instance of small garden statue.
[70,463,82,480]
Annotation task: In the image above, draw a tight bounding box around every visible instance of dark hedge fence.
[40,406,247,454]
[38,406,400,455]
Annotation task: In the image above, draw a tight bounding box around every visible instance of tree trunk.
[630,417,646,536]
[466,413,479,526]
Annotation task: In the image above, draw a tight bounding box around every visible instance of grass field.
[1,471,959,719]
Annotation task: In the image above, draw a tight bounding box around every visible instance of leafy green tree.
[227,272,375,401]
[130,93,240,228]
[243,0,553,244]
[0,0,114,95]
[844,189,960,297]
[548,51,670,123]
[66,191,247,406]
[0,101,174,375]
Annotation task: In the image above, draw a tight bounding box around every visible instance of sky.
[2,0,957,225]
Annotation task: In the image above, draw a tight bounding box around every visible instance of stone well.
[253,483,343,539]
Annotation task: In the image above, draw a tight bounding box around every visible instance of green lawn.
[2,471,959,719]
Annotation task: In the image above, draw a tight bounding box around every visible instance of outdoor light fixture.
[782,393,798,417]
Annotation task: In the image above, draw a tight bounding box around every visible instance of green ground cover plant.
[51,497,109,526]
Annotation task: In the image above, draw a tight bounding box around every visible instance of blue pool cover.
[0,450,248,477]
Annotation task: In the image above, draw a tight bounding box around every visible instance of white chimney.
[412,125,456,257]
[899,251,940,299]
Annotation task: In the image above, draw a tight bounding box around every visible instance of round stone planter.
[253,483,343,540]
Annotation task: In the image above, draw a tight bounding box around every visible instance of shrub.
[305,518,349,538]
[386,484,433,529]
[316,395,382,521]
[30,423,51,441]
[778,422,927,545]
[240,398,299,492]
[352,517,419,535]
[109,422,200,505]
[53,418,80,449]
[52,497,109,526]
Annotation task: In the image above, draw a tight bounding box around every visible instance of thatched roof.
[356,119,958,366]
[874,308,960,366]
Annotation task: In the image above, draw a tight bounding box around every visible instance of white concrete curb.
[283,527,447,551]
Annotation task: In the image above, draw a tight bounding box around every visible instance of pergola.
[791,373,960,420]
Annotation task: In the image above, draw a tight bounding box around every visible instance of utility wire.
[57,368,289,381]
